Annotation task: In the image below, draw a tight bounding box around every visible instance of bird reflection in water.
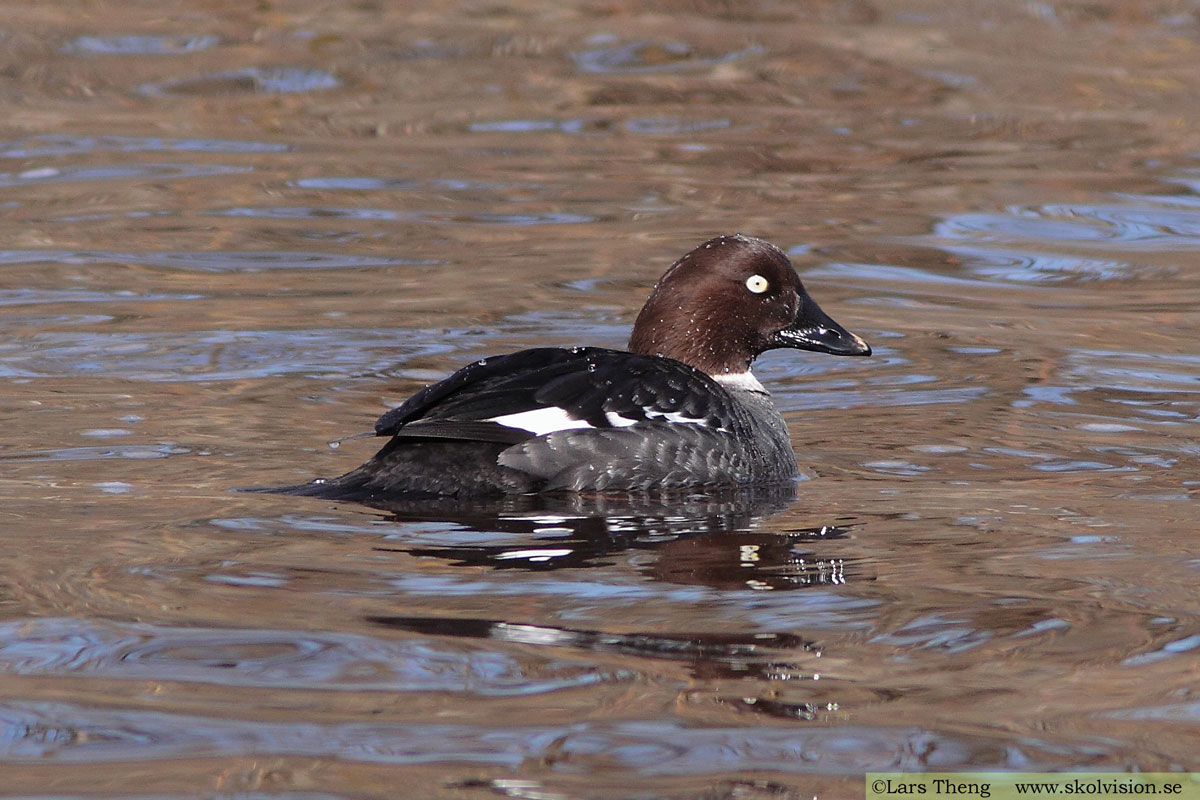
[360,484,861,721]
[361,483,859,591]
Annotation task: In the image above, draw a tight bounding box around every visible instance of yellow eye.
[745,274,769,294]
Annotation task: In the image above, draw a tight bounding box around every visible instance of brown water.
[2,1,1198,796]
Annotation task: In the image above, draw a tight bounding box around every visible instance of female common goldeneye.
[281,234,870,499]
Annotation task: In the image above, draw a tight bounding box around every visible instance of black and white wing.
[267,346,797,499]
[375,346,739,441]
[370,347,757,489]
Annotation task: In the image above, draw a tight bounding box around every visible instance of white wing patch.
[614,409,715,427]
[645,410,709,425]
[488,407,593,435]
[490,405,722,435]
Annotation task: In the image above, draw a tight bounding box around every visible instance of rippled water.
[2,1,1198,796]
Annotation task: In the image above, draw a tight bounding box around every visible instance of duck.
[278,234,870,499]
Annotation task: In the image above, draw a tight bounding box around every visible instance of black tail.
[242,438,540,502]
[239,465,384,500]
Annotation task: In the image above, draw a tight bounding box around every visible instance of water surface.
[1,1,1198,797]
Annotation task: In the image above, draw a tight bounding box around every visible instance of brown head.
[628,234,871,375]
